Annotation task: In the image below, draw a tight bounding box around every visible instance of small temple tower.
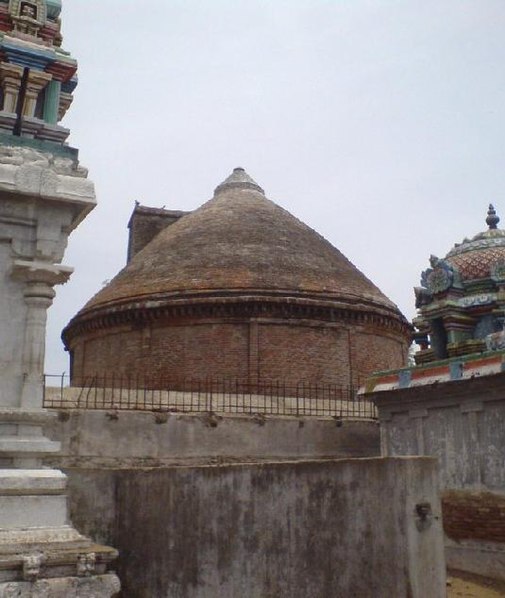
[413,205,505,363]
[365,207,505,580]
[0,1,119,594]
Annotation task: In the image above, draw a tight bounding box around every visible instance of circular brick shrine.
[63,168,411,388]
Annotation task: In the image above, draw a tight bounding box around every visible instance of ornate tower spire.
[0,0,76,142]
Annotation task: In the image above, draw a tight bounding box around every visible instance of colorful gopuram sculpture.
[414,205,505,363]
[0,2,120,595]
[0,0,76,141]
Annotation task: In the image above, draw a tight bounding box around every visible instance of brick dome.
[63,168,411,387]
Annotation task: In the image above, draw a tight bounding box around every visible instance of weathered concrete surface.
[446,538,505,584]
[46,410,380,468]
[62,458,446,598]
[368,369,505,489]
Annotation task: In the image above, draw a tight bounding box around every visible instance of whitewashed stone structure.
[0,143,119,596]
[0,1,119,595]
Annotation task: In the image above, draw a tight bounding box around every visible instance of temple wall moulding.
[0,145,95,221]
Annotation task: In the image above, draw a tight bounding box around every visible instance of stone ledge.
[0,437,60,456]
[0,410,57,425]
[0,541,118,567]
[0,542,119,589]
[0,573,120,597]
[0,470,66,495]
[0,526,88,555]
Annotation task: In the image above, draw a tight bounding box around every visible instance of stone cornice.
[0,408,57,425]
[0,144,95,229]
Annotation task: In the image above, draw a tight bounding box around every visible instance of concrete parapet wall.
[45,409,379,468]
[61,458,446,598]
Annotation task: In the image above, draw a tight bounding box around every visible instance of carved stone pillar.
[24,70,52,118]
[21,284,55,406]
[0,63,23,113]
[58,90,73,121]
[12,262,72,408]
[3,262,72,468]
[0,145,119,592]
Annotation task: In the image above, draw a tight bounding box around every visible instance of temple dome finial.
[486,204,500,230]
[214,167,265,196]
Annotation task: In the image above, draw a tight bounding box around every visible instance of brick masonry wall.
[127,209,188,263]
[442,490,505,543]
[70,317,408,386]
[79,326,143,378]
[353,330,406,384]
[258,323,351,385]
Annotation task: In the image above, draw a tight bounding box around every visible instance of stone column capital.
[0,63,24,114]
[58,91,73,121]
[11,259,73,287]
[26,70,52,87]
[0,62,24,84]
[24,70,52,119]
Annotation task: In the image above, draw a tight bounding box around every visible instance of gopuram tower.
[0,1,119,595]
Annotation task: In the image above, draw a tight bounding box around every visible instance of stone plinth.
[0,575,120,597]
[0,467,119,595]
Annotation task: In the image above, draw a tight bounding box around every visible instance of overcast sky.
[45,0,505,376]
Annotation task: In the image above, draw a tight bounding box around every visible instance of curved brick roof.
[69,169,405,325]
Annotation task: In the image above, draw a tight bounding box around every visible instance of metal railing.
[43,374,377,419]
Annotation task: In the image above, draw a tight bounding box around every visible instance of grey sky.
[45,0,505,375]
